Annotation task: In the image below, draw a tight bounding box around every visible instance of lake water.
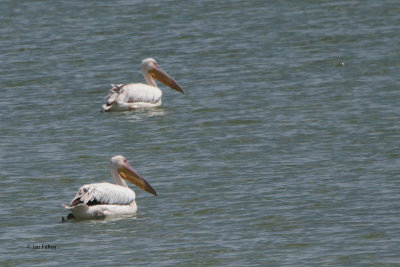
[1,0,399,266]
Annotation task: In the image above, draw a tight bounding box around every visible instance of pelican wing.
[104,84,125,107]
[70,182,135,206]
[115,83,162,104]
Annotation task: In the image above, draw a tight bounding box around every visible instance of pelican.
[103,58,184,111]
[63,155,157,220]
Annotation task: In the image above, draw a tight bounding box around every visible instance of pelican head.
[141,58,184,94]
[111,155,157,196]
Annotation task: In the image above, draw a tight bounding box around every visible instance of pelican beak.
[118,162,157,196]
[150,65,184,94]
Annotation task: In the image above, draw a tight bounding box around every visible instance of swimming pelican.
[63,155,157,220]
[103,58,184,111]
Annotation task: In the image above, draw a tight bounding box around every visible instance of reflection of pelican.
[103,58,184,111]
[63,155,156,220]
[124,109,167,122]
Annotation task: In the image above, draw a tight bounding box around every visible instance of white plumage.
[71,182,136,206]
[63,155,157,220]
[103,58,184,111]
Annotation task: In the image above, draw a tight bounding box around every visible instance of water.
[1,0,399,265]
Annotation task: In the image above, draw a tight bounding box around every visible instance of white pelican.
[63,155,156,220]
[103,58,184,111]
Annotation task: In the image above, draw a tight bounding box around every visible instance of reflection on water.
[63,214,139,224]
[120,108,167,122]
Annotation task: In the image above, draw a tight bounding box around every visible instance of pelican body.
[63,155,156,220]
[103,58,184,111]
